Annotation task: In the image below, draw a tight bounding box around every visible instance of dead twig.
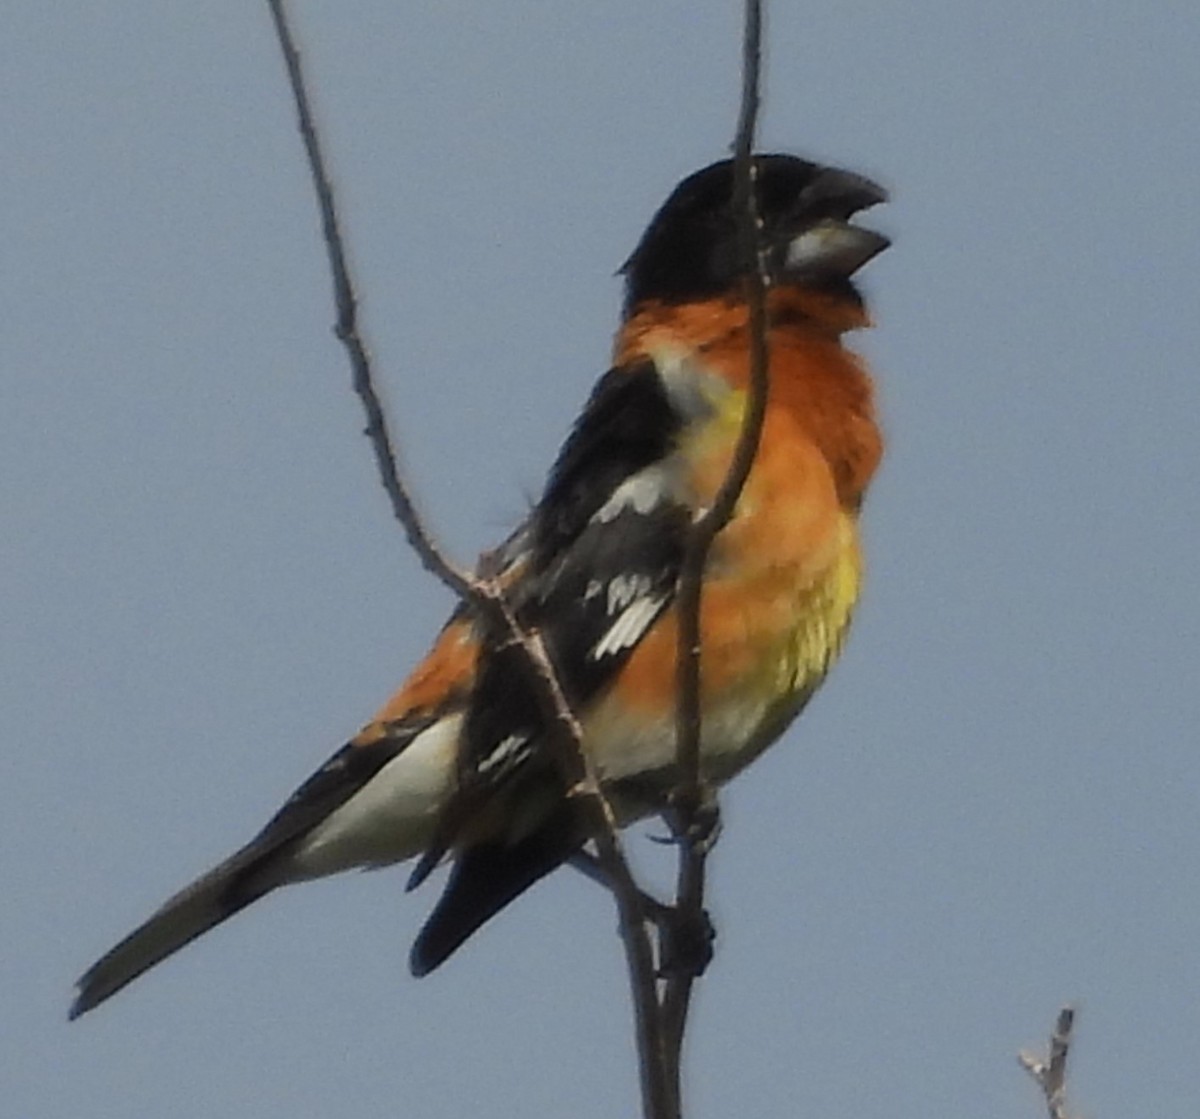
[265,0,470,598]
[264,4,670,1115]
[1019,1005,1079,1119]
[662,0,769,1101]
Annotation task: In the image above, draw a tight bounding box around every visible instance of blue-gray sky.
[5,3,1200,1116]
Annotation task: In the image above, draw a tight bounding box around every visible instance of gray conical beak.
[784,219,890,279]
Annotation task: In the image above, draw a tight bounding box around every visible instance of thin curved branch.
[264,4,671,1115]
[266,0,472,598]
[672,0,768,809]
[663,0,768,1092]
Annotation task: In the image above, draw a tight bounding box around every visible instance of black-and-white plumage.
[70,152,889,1017]
[408,360,693,970]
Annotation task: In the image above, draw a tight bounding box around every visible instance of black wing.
[410,360,694,971]
[534,359,684,557]
[470,357,690,755]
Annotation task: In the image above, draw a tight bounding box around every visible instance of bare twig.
[1019,1005,1079,1119]
[265,0,471,597]
[662,0,769,1096]
[264,4,671,1116]
[492,612,675,1119]
[672,0,768,821]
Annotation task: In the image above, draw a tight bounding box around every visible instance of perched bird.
[70,153,888,1019]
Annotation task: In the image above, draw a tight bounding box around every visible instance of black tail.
[409,803,578,977]
[69,844,282,1020]
[70,731,426,1019]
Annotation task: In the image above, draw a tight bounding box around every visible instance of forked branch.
[1019,1005,1079,1119]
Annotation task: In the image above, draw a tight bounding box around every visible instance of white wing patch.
[592,467,669,523]
[591,594,665,660]
[477,733,533,776]
[607,573,652,615]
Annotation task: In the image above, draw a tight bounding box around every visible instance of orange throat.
[615,287,883,510]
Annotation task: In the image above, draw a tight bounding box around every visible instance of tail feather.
[69,846,282,1020]
[69,729,432,1019]
[409,802,578,977]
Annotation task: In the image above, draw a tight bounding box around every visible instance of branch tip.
[1020,1005,1079,1119]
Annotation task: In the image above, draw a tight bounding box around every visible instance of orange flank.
[354,619,478,744]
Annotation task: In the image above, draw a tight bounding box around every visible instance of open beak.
[784,219,890,278]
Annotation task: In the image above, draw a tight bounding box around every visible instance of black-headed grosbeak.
[71,153,888,1019]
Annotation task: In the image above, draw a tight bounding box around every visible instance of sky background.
[4,3,1200,1116]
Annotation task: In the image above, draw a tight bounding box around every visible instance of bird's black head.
[621,153,888,316]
